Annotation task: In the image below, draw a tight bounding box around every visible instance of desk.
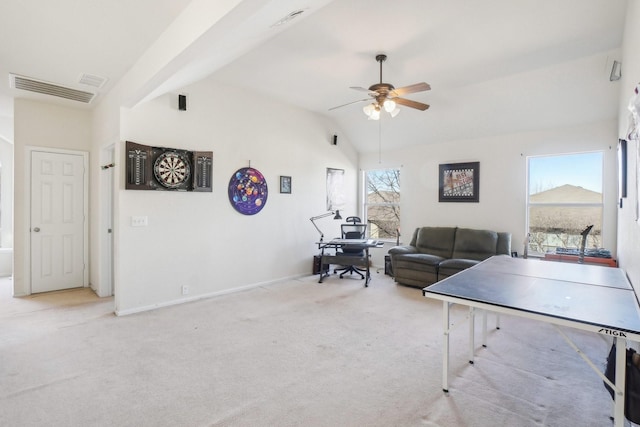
[422,255,640,427]
[316,239,383,286]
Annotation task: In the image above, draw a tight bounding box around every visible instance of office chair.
[334,222,368,280]
[345,216,361,224]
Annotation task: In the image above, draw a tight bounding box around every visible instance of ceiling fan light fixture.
[363,101,399,119]
[383,99,396,112]
[363,103,375,116]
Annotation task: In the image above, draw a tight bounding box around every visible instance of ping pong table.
[422,255,640,427]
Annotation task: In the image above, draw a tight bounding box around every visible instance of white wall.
[0,137,13,249]
[0,105,13,276]
[116,79,358,314]
[617,0,640,290]
[13,99,91,296]
[0,137,14,276]
[360,119,619,258]
[90,75,123,298]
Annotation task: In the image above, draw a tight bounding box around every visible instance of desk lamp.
[310,210,342,242]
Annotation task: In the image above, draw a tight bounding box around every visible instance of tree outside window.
[364,168,400,240]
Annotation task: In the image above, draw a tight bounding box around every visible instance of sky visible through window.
[529,152,603,194]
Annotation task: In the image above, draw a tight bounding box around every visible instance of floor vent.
[10,74,95,104]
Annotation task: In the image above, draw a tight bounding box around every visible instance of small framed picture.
[280,175,292,194]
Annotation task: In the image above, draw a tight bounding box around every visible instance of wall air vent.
[9,73,95,104]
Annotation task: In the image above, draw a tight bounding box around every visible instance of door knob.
[33,227,40,232]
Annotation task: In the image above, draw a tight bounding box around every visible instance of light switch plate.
[131,216,148,227]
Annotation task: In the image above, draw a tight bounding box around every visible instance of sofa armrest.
[388,245,418,256]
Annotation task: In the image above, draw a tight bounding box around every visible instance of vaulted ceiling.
[0,0,628,153]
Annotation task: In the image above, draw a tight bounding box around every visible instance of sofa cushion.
[451,228,498,261]
[394,253,445,268]
[414,227,456,259]
[438,258,480,270]
[438,258,480,280]
[496,232,512,255]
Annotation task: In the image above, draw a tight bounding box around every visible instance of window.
[527,152,603,255]
[364,168,400,240]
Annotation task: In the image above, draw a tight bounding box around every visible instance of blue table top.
[424,256,640,334]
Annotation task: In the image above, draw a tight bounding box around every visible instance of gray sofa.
[388,226,511,288]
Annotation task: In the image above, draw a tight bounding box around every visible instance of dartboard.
[153,151,191,188]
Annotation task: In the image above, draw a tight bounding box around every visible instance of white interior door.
[31,151,85,293]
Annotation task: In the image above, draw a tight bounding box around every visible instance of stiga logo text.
[599,328,627,337]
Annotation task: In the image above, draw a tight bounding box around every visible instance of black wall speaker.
[178,94,187,111]
[333,134,338,145]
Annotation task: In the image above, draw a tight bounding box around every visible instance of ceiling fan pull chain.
[378,119,382,164]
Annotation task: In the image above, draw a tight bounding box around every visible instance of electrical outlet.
[181,285,189,295]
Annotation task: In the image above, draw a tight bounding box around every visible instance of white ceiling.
[0,0,629,153]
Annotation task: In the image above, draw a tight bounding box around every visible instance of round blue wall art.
[228,167,268,215]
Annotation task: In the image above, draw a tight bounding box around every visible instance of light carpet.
[0,273,617,426]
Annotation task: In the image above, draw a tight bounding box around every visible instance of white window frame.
[526,151,604,256]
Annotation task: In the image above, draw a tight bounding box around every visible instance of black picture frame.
[280,175,292,194]
[618,139,627,206]
[438,161,480,202]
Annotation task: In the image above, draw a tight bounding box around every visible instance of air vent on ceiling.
[271,9,306,27]
[10,73,95,104]
[79,73,107,88]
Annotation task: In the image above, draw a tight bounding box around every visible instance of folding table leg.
[613,336,626,427]
[482,310,488,348]
[442,301,450,392]
[468,306,475,364]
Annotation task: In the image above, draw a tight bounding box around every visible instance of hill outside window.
[527,152,604,256]
[363,168,400,240]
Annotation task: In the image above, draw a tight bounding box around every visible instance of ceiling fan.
[329,54,430,120]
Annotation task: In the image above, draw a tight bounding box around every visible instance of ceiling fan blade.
[328,98,371,111]
[394,97,430,111]
[350,86,379,96]
[350,86,372,93]
[390,82,431,97]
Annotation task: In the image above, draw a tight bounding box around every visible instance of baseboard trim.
[114,273,308,316]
